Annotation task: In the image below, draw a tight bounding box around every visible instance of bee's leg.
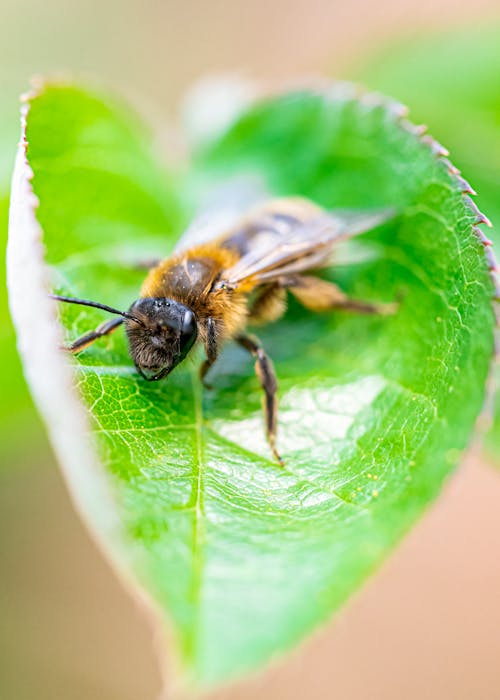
[65,317,124,353]
[248,284,287,325]
[199,317,219,388]
[284,275,396,315]
[236,333,283,466]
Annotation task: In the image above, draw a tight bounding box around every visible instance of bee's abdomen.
[221,197,324,257]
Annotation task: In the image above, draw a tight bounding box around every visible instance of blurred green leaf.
[356,26,500,458]
[0,90,47,462]
[0,196,23,403]
[8,83,495,687]
[0,193,43,459]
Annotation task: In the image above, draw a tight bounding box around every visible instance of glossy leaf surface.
[356,26,500,458]
[8,83,495,687]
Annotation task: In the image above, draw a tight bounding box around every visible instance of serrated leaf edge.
[7,77,499,694]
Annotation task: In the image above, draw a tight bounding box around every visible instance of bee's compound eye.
[182,310,195,336]
[179,310,197,356]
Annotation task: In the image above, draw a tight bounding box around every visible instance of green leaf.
[0,96,44,459]
[355,26,500,458]
[8,82,495,688]
[0,193,43,459]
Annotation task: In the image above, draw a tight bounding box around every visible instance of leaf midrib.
[188,368,206,664]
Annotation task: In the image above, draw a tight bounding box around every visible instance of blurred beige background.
[1,1,500,699]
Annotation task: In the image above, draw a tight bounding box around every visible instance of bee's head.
[125,297,198,381]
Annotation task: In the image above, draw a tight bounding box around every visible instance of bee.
[52,197,394,464]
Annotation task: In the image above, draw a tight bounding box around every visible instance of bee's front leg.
[199,317,219,388]
[64,317,124,353]
[236,333,284,466]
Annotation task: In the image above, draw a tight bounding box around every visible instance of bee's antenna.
[49,294,144,325]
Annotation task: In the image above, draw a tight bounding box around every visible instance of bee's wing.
[220,208,395,288]
[173,177,269,254]
[173,208,243,254]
